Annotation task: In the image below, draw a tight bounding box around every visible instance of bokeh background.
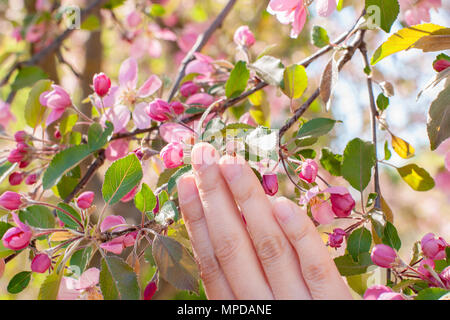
[0,0,449,299]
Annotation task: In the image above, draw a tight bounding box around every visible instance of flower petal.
[138,75,162,98]
[119,57,138,89]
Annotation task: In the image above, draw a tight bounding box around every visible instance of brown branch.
[0,0,109,87]
[167,0,238,101]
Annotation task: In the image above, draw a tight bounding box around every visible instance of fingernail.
[219,155,244,182]
[191,143,219,172]
[273,197,295,224]
[177,174,198,204]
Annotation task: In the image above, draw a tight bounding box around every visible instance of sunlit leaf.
[391,134,415,159]
[397,164,435,191]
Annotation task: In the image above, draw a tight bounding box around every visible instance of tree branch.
[167,0,238,101]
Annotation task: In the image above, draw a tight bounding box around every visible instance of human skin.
[177,142,353,300]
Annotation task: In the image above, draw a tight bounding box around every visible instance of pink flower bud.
[16,142,29,153]
[378,292,406,300]
[170,101,185,115]
[433,59,450,72]
[25,174,37,185]
[14,131,28,142]
[330,192,355,217]
[40,85,72,125]
[76,191,95,209]
[126,11,142,28]
[144,281,157,300]
[0,259,4,278]
[262,174,278,196]
[233,25,255,47]
[329,228,347,248]
[54,130,62,140]
[421,233,448,260]
[153,197,160,215]
[363,285,392,300]
[147,99,171,122]
[134,148,144,160]
[31,253,51,273]
[2,213,32,251]
[0,192,23,210]
[19,161,30,169]
[298,159,318,183]
[160,142,184,169]
[93,73,111,97]
[371,244,397,268]
[186,93,214,107]
[418,258,435,280]
[9,172,24,186]
[180,81,199,97]
[440,266,450,288]
[7,149,25,163]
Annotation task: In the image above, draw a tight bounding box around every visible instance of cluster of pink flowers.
[99,215,138,255]
[398,0,442,26]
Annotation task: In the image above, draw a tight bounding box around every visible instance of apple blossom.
[2,213,32,251]
[31,253,51,273]
[233,25,256,47]
[398,0,442,25]
[180,81,200,97]
[371,244,397,268]
[328,228,346,248]
[298,159,318,183]
[262,174,279,196]
[76,191,95,209]
[9,172,24,186]
[160,142,184,169]
[311,200,334,225]
[93,73,112,97]
[25,174,38,185]
[363,285,393,300]
[40,85,72,125]
[0,191,24,210]
[421,233,448,260]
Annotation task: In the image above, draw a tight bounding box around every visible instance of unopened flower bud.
[2,213,32,251]
[7,149,25,163]
[418,258,435,280]
[31,253,51,273]
[147,99,171,122]
[440,266,450,288]
[0,192,24,210]
[93,73,111,97]
[76,191,95,209]
[421,233,448,260]
[143,281,157,300]
[14,131,28,142]
[9,172,24,186]
[170,101,185,115]
[371,244,397,268]
[160,142,184,169]
[330,192,355,217]
[363,285,392,300]
[378,292,406,300]
[54,130,62,140]
[298,159,318,183]
[329,228,346,248]
[233,25,255,47]
[433,59,450,73]
[180,81,199,97]
[262,174,278,196]
[25,174,38,185]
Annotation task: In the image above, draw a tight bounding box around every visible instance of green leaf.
[100,256,140,300]
[296,149,316,159]
[102,154,143,206]
[371,24,445,65]
[70,247,92,274]
[382,221,401,250]
[80,14,100,31]
[334,252,373,276]
[19,205,55,229]
[152,234,199,293]
[134,183,156,219]
[11,66,48,91]
[342,138,376,191]
[250,56,285,86]
[7,271,32,294]
[427,85,450,150]
[311,26,330,48]
[415,288,450,300]
[158,190,169,208]
[320,148,342,176]
[365,0,400,33]
[56,203,82,230]
[88,122,114,151]
[59,114,78,136]
[384,140,392,160]
[155,200,179,224]
[24,79,52,128]
[282,64,308,99]
[103,0,126,9]
[391,134,415,159]
[225,61,250,99]
[297,118,338,139]
[397,164,435,191]
[38,271,63,300]
[167,165,193,194]
[347,227,372,262]
[376,93,389,111]
[366,193,378,208]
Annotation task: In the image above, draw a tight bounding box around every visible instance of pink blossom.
[299,185,321,205]
[35,0,52,11]
[76,268,100,291]
[363,285,393,300]
[262,174,278,196]
[371,244,397,268]
[234,25,256,47]
[26,23,45,43]
[144,281,157,300]
[132,102,152,130]
[101,105,131,133]
[159,122,194,144]
[329,192,355,217]
[147,99,171,122]
[31,253,51,273]
[185,53,215,79]
[0,191,23,211]
[126,11,142,28]
[186,93,214,107]
[298,159,318,183]
[118,57,162,98]
[76,191,95,209]
[2,213,32,251]
[0,100,16,129]
[57,268,100,300]
[99,216,136,254]
[398,0,442,26]
[9,172,24,186]
[440,266,450,288]
[160,142,184,169]
[239,112,257,126]
[180,81,200,97]
[328,228,346,248]
[11,27,22,42]
[378,292,406,300]
[14,131,28,143]
[316,0,337,17]
[433,59,450,73]
[170,102,185,115]
[421,233,448,260]
[8,149,26,163]
[445,152,450,172]
[418,258,435,280]
[311,200,334,225]
[25,174,38,185]
[267,0,307,38]
[105,139,129,161]
[40,85,72,125]
[93,73,111,97]
[435,170,450,196]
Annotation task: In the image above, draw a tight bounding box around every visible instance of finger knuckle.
[254,234,285,264]
[213,233,241,266]
[289,222,312,247]
[197,254,222,285]
[302,261,330,286]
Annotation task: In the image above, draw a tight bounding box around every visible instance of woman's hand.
[177,143,353,300]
